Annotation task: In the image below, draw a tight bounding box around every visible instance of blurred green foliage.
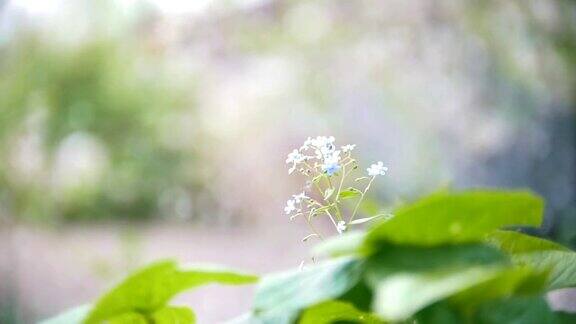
[0,34,198,221]
[247,190,576,323]
[41,260,257,324]
[41,190,576,323]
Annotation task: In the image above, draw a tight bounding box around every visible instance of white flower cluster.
[284,191,308,215]
[285,136,352,176]
[284,136,389,241]
[367,161,388,176]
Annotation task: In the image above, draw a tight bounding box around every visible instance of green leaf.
[338,280,375,315]
[487,231,576,290]
[364,244,509,321]
[473,296,566,324]
[413,303,463,324]
[299,300,384,324]
[338,188,362,200]
[152,306,195,324]
[365,191,543,248]
[39,304,92,324]
[486,230,570,253]
[312,231,367,258]
[555,311,576,324]
[253,257,363,323]
[365,244,507,275]
[449,266,548,310]
[510,251,576,290]
[85,260,257,323]
[371,266,504,321]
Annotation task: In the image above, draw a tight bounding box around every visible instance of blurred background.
[0,0,575,322]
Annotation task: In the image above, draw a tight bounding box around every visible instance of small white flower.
[311,136,335,148]
[286,149,305,164]
[315,146,335,160]
[367,161,388,176]
[286,149,307,174]
[292,192,308,203]
[322,149,340,163]
[336,221,347,234]
[322,152,341,176]
[284,199,297,214]
[309,136,336,158]
[341,144,356,153]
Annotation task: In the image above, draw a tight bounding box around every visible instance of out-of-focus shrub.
[0,35,202,221]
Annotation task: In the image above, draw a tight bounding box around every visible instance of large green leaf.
[449,266,548,311]
[253,257,363,323]
[371,266,504,321]
[510,251,576,290]
[487,230,570,253]
[487,231,576,290]
[85,260,257,323]
[365,244,507,276]
[365,191,543,248]
[364,243,509,321]
[299,300,384,324]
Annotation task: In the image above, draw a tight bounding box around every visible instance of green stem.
[325,211,338,229]
[304,215,324,240]
[308,200,338,228]
[335,165,348,200]
[325,176,343,222]
[303,203,324,240]
[348,176,376,223]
